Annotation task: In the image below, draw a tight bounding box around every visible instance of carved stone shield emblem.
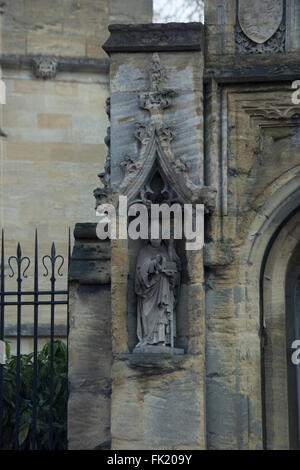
[238,0,283,44]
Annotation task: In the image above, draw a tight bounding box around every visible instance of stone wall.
[3,0,153,59]
[68,223,112,450]
[204,0,300,450]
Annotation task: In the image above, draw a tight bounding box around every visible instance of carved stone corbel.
[32,56,58,79]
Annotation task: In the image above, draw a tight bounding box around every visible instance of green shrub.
[2,339,68,450]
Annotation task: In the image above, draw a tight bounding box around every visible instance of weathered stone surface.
[67,224,112,450]
[2,0,153,59]
[124,353,188,373]
[68,392,111,450]
[103,23,204,54]
[238,0,283,44]
[109,0,153,24]
[1,67,110,312]
[109,52,204,187]
[110,355,204,450]
[204,242,235,267]
[106,25,206,450]
[204,55,300,83]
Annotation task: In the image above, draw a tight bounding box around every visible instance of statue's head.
[149,238,162,248]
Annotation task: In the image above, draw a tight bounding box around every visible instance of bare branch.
[154,0,204,23]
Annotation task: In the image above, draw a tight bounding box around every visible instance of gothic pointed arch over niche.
[94,53,217,213]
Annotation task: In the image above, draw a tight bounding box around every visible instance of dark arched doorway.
[262,209,300,448]
[285,240,300,448]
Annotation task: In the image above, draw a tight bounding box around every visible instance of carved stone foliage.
[94,53,217,213]
[238,0,283,44]
[236,0,285,54]
[32,56,58,79]
[139,53,176,111]
[236,23,285,54]
[157,125,176,144]
[105,97,111,120]
[134,122,153,145]
[139,89,176,111]
[120,155,142,176]
[96,99,112,191]
[97,126,111,189]
[243,103,300,121]
[171,156,190,176]
[135,122,175,146]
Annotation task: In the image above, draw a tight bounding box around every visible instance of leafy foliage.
[1,340,67,450]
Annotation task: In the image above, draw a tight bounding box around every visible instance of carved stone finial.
[150,52,165,91]
[33,56,58,80]
[139,53,176,112]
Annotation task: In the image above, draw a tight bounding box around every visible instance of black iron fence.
[0,230,70,450]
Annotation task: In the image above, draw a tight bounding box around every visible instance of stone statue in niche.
[134,232,183,354]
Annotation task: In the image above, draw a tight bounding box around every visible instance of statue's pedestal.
[133,345,184,355]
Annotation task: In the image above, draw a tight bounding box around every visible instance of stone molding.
[204,56,300,83]
[0,54,110,75]
[102,23,204,54]
[69,223,111,285]
[120,352,188,374]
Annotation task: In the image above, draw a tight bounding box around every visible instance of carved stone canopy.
[124,130,215,207]
[95,127,216,213]
[94,53,217,214]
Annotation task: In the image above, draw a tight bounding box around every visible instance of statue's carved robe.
[135,242,179,347]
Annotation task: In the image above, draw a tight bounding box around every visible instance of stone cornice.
[103,23,204,55]
[0,54,110,74]
[204,55,300,83]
